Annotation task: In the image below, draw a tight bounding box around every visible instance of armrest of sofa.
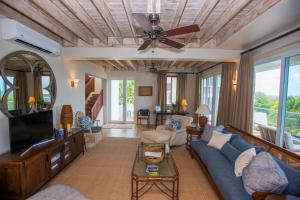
[252,192,300,200]
[156,125,167,131]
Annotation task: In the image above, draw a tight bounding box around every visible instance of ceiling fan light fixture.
[147,0,161,14]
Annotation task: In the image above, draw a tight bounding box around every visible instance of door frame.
[108,79,135,123]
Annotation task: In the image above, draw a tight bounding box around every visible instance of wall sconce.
[232,80,237,91]
[70,79,79,88]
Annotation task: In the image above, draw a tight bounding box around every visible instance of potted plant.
[172,103,177,112]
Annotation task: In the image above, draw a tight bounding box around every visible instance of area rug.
[49,137,219,200]
[102,123,135,129]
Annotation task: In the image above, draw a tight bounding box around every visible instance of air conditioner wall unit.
[0,19,61,56]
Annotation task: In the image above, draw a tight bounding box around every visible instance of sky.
[255,63,300,97]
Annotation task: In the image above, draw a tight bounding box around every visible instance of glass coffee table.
[131,143,179,200]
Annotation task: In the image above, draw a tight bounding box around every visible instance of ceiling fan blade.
[162,24,200,37]
[133,13,153,32]
[159,38,185,49]
[138,39,152,50]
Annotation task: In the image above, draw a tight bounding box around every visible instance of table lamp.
[27,96,36,113]
[181,99,188,111]
[195,104,211,128]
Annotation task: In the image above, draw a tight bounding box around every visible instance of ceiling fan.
[147,62,168,74]
[133,13,200,51]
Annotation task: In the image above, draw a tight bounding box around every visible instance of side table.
[186,126,204,156]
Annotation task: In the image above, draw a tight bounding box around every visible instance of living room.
[0,0,300,200]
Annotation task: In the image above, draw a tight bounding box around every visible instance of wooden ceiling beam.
[215,0,280,46]
[171,0,188,28]
[186,61,199,68]
[114,60,128,70]
[60,0,107,44]
[186,0,219,43]
[124,60,137,71]
[168,61,177,68]
[31,0,93,45]
[121,0,139,45]
[200,0,252,46]
[105,60,121,70]
[1,0,77,44]
[0,2,63,44]
[136,60,146,68]
[91,0,123,44]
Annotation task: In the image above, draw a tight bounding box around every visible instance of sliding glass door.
[109,79,135,123]
[252,52,300,150]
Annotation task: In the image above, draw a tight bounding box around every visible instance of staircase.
[85,74,103,122]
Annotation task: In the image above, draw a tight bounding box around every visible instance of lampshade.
[181,99,188,107]
[195,104,211,115]
[27,96,36,105]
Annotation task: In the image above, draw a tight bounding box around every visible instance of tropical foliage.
[254,92,300,137]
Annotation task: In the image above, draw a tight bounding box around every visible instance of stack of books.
[146,164,160,176]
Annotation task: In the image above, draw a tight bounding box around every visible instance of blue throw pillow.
[166,119,181,131]
[220,142,241,164]
[230,135,265,153]
[242,152,288,195]
[274,158,300,196]
[140,109,149,116]
[201,124,225,142]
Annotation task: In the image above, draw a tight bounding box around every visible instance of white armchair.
[156,115,193,146]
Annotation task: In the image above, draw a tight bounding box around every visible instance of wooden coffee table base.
[131,175,179,200]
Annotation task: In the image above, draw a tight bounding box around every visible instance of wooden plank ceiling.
[88,59,220,71]
[0,0,280,48]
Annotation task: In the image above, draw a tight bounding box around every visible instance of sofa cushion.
[208,131,232,150]
[234,148,256,177]
[201,125,225,142]
[191,140,252,200]
[221,142,241,163]
[242,152,288,195]
[274,158,300,196]
[230,135,265,153]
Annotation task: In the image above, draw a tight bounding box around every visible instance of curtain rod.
[241,26,300,55]
[160,71,195,75]
[196,62,224,74]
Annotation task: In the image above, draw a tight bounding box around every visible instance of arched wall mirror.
[0,51,56,117]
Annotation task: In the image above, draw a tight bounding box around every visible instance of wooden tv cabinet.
[0,128,85,200]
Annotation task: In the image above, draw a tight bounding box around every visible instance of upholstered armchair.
[156,115,193,146]
[137,109,150,126]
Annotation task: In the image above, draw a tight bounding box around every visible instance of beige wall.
[0,39,107,154]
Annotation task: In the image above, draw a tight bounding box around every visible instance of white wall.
[106,71,196,124]
[0,39,107,154]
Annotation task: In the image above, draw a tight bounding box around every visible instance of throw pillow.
[230,135,265,153]
[242,152,288,195]
[207,130,232,150]
[166,119,181,131]
[220,142,241,164]
[201,125,225,142]
[234,148,256,177]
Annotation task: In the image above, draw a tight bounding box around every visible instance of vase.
[61,105,73,131]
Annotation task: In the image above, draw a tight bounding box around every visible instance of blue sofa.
[191,131,300,200]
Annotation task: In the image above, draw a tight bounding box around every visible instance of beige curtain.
[231,52,254,132]
[194,74,200,121]
[217,62,237,126]
[14,71,28,113]
[33,68,43,102]
[157,73,167,111]
[176,74,187,110]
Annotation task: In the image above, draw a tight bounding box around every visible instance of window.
[0,76,15,110]
[252,52,300,151]
[166,77,177,105]
[200,72,221,126]
[42,75,51,103]
[284,54,300,138]
[253,60,281,137]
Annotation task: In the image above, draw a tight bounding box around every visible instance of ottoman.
[140,130,171,144]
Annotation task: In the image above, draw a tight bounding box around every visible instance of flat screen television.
[9,110,54,154]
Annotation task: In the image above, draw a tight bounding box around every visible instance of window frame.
[199,65,222,126]
[253,48,300,147]
[166,76,177,106]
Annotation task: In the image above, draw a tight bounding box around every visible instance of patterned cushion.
[166,119,182,131]
[242,152,288,195]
